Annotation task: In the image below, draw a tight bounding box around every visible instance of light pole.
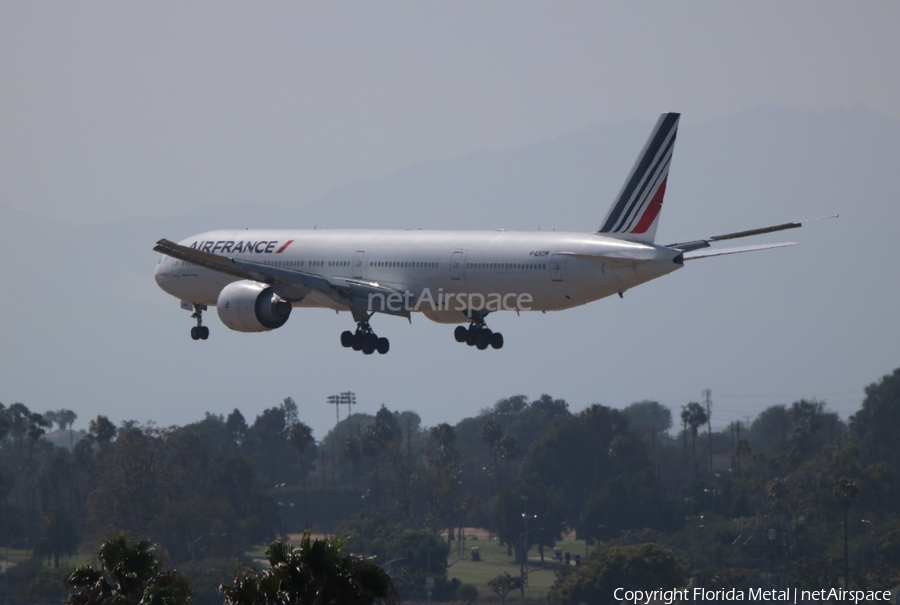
[518,525,543,605]
[861,519,874,572]
[691,525,705,570]
[519,495,539,605]
[704,487,718,568]
[276,482,294,541]
[327,392,356,492]
[457,472,465,558]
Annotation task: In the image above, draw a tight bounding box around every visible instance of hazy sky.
[2,3,899,437]
[3,3,898,223]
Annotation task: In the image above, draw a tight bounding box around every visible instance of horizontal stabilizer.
[668,215,836,253]
[683,242,798,260]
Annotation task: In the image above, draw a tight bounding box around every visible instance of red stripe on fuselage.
[631,177,667,234]
[276,240,295,253]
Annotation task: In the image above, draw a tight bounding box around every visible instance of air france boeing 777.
[154,113,813,354]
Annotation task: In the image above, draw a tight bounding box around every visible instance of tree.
[623,400,672,434]
[516,395,570,451]
[424,424,461,536]
[851,368,900,468]
[84,420,274,563]
[481,417,503,489]
[497,434,520,483]
[833,477,860,589]
[33,509,79,568]
[520,404,638,539]
[681,402,707,478]
[0,402,10,442]
[58,409,78,449]
[487,572,521,605]
[243,406,290,486]
[495,478,566,562]
[547,544,689,605]
[622,399,672,475]
[220,532,397,605]
[7,403,31,448]
[21,409,49,538]
[579,468,679,538]
[382,530,452,601]
[281,397,299,426]
[89,415,117,445]
[65,534,191,605]
[43,410,60,431]
[358,405,403,508]
[286,421,316,527]
[428,423,458,465]
[225,409,248,444]
[748,404,791,455]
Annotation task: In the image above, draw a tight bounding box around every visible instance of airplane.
[154,112,822,354]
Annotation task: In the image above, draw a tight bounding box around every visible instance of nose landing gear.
[341,321,389,355]
[454,319,503,350]
[190,304,209,340]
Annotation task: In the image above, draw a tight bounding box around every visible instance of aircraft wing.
[153,239,410,318]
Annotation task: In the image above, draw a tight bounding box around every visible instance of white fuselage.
[154,229,683,323]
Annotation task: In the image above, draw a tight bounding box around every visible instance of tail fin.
[598,112,680,243]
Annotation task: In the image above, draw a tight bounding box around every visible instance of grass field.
[446,534,589,602]
[277,531,588,602]
[0,547,93,571]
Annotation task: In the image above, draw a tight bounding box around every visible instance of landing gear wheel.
[190,303,208,341]
[476,328,492,350]
[346,320,390,355]
[457,316,502,351]
[490,332,504,349]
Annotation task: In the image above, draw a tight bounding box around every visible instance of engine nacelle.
[216,280,292,333]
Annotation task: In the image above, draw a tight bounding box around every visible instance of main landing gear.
[190,303,209,341]
[341,321,390,355]
[454,318,503,350]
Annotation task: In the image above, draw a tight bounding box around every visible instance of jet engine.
[216,280,292,332]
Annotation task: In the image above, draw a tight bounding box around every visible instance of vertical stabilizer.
[598,112,680,243]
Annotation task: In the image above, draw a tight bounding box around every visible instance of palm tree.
[833,478,860,589]
[65,534,190,604]
[220,531,397,605]
[681,402,708,478]
[58,408,78,449]
[481,417,503,490]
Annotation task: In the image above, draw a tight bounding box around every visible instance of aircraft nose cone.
[154,258,170,287]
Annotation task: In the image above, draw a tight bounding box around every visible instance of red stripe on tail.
[631,177,667,234]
